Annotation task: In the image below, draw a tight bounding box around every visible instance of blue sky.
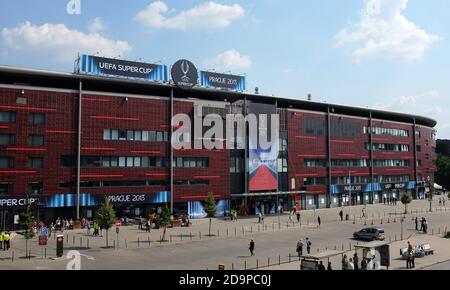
[0,0,449,138]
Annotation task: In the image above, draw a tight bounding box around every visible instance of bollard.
[242,227,245,235]
[218,229,220,237]
[257,259,259,269]
[342,244,344,251]
[80,237,82,247]
[334,245,337,250]
[227,229,229,237]
[439,228,441,235]
[125,239,127,249]
[87,238,90,249]
[11,251,14,262]
[235,228,237,236]
[272,224,274,230]
[138,237,140,248]
[279,255,281,265]
[388,218,390,223]
[181,234,183,241]
[258,225,260,232]
[395,234,397,241]
[289,254,291,263]
[45,247,47,259]
[244,261,247,271]
[170,235,172,243]
[251,226,253,234]
[113,240,116,249]
[232,263,234,271]
[73,236,75,244]
[200,232,202,240]
[381,219,383,224]
[389,236,391,242]
[287,221,289,228]
[268,257,270,267]
[371,220,374,225]
[432,229,434,235]
[190,232,193,240]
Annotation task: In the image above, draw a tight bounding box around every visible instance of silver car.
[353,228,385,241]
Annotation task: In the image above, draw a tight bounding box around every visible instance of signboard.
[40,227,47,236]
[79,54,168,81]
[171,59,198,89]
[200,71,246,91]
[248,103,278,192]
[0,196,40,209]
[331,182,416,195]
[38,235,48,246]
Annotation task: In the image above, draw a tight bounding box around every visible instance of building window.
[29,113,45,125]
[0,134,15,145]
[0,183,13,195]
[60,156,75,167]
[416,160,422,167]
[28,157,44,169]
[104,129,169,142]
[0,157,14,169]
[0,111,16,123]
[28,135,44,147]
[27,182,43,195]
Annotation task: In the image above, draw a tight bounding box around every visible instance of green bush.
[444,232,450,239]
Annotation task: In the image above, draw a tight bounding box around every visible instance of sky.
[0,0,449,138]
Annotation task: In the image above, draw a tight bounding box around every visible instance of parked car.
[353,228,385,241]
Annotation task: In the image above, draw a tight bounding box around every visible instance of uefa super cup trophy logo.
[181,61,190,83]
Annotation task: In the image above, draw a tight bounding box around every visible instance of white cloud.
[135,1,245,30]
[373,90,450,138]
[336,0,441,62]
[88,17,104,33]
[1,21,130,63]
[209,49,252,70]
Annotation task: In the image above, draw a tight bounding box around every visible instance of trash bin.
[56,234,64,257]
[346,214,350,221]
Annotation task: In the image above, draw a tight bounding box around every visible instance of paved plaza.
[0,199,449,270]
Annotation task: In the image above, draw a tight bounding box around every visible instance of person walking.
[3,232,10,251]
[347,258,355,270]
[306,237,312,254]
[296,239,304,257]
[327,262,333,270]
[406,241,415,269]
[342,254,348,270]
[249,239,255,256]
[258,212,262,223]
[339,209,343,221]
[317,216,321,228]
[415,217,419,231]
[353,253,359,270]
[423,218,428,234]
[296,212,301,223]
[318,261,326,270]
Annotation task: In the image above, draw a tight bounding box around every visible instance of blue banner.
[79,54,168,82]
[200,71,246,91]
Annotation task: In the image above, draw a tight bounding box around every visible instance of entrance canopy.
[230,191,305,197]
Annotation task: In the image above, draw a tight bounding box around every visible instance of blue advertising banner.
[79,54,168,81]
[200,71,246,91]
[330,181,416,195]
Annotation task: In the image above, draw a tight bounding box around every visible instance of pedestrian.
[296,212,301,223]
[423,219,428,234]
[415,217,419,231]
[0,232,3,250]
[420,217,425,232]
[317,216,321,228]
[249,239,255,256]
[258,212,262,223]
[353,253,359,270]
[296,239,304,257]
[361,258,368,270]
[342,254,348,270]
[3,232,10,251]
[347,258,355,270]
[406,241,415,269]
[439,198,442,206]
[339,209,343,221]
[306,237,312,254]
[327,262,333,270]
[318,261,326,271]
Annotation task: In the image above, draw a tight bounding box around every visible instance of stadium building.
[0,57,437,228]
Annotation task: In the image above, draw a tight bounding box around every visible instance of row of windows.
[62,156,209,168]
[365,143,410,152]
[303,175,410,186]
[0,157,43,169]
[364,126,409,137]
[0,134,44,146]
[59,179,209,188]
[305,159,410,168]
[103,129,169,142]
[0,111,45,125]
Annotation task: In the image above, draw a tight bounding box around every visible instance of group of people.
[414,217,429,233]
[0,232,11,251]
[296,238,312,256]
[342,253,366,270]
[383,197,398,206]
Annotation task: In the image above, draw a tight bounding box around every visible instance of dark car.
[353,228,385,241]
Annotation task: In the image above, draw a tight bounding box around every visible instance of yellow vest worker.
[0,232,4,242]
[4,233,10,241]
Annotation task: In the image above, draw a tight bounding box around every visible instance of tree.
[400,192,413,214]
[19,195,35,258]
[436,155,450,189]
[159,205,171,241]
[96,197,116,248]
[448,192,450,200]
[204,192,217,236]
